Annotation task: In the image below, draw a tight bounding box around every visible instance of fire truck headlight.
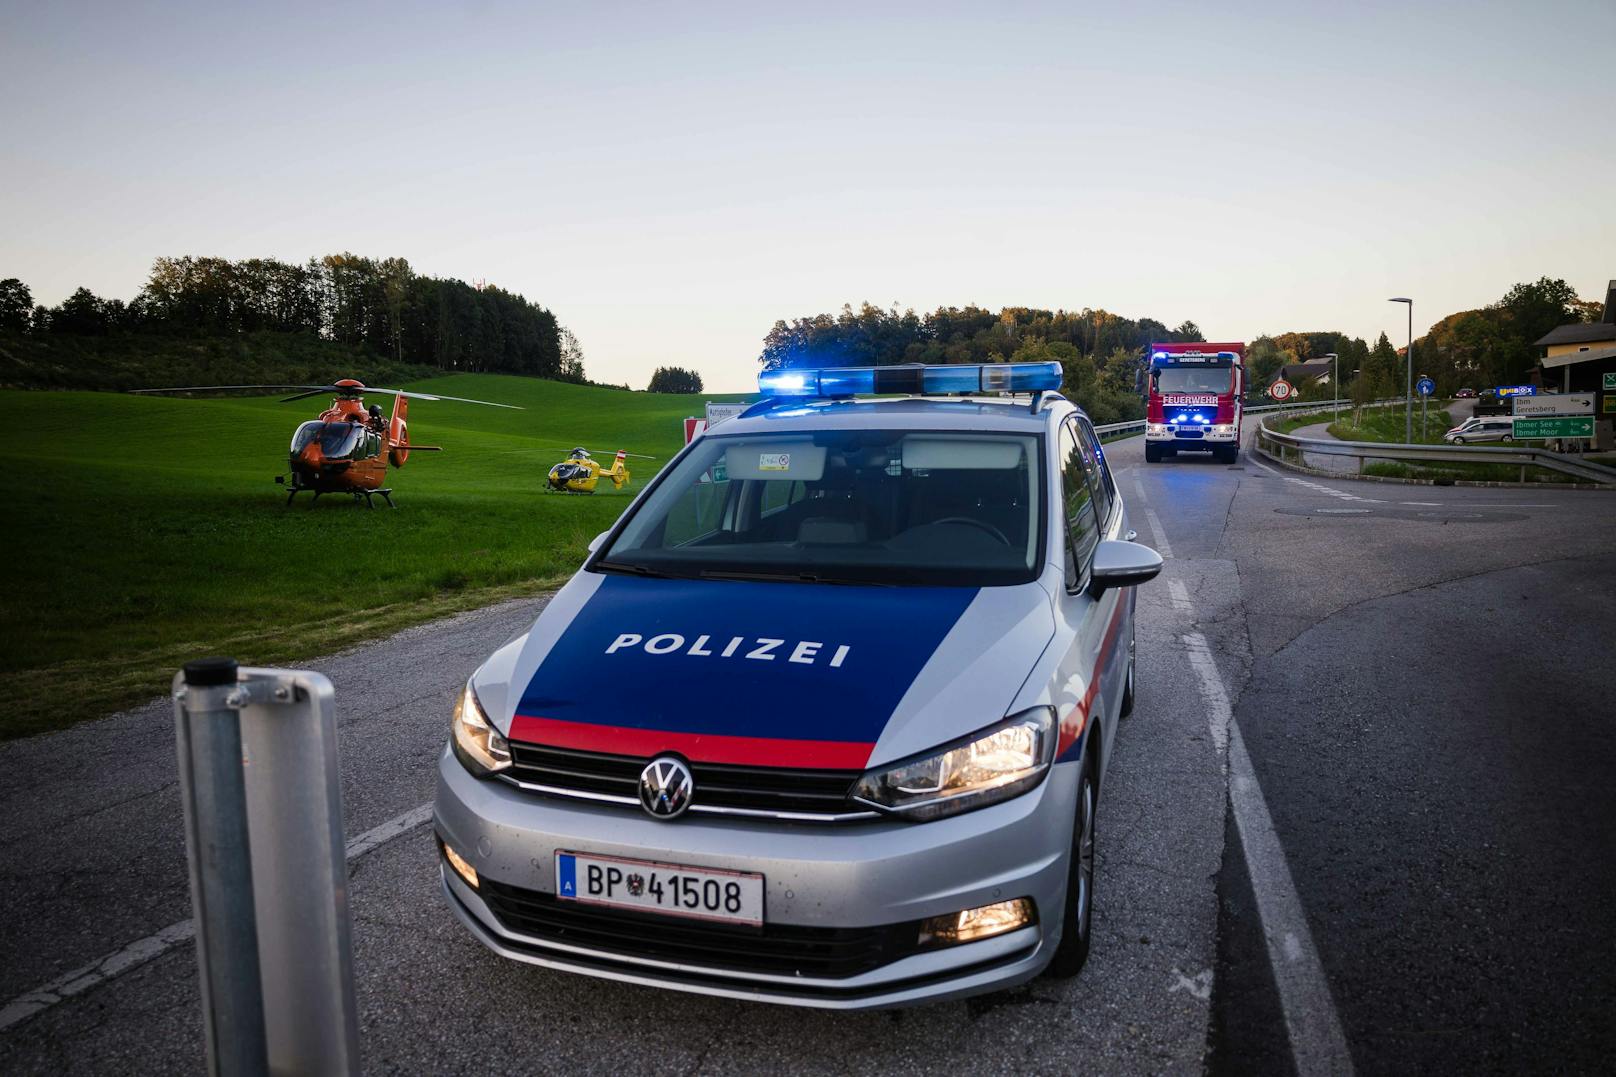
[1212,424,1236,437]
[451,682,512,777]
[1146,423,1169,436]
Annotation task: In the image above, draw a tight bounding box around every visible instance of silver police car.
[434,361,1162,1008]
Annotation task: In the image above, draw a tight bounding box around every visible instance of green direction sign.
[1605,372,1616,391]
[1512,416,1594,439]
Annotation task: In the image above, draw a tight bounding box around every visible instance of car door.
[1051,416,1120,777]
[1073,417,1131,737]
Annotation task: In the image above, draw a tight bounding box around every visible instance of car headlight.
[1146,423,1169,436]
[852,708,1056,821]
[451,682,511,777]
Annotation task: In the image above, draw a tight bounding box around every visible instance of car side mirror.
[587,530,610,553]
[1088,539,1164,597]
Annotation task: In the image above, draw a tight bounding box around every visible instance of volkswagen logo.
[638,756,694,820]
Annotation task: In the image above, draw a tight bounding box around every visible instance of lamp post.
[1389,297,1413,443]
[1324,352,1339,422]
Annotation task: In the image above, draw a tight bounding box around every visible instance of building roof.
[1541,343,1616,370]
[1278,360,1334,382]
[1533,322,1616,347]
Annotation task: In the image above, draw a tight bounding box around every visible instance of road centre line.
[0,803,433,1033]
[1165,578,1354,1073]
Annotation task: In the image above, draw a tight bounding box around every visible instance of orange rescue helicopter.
[133,379,519,506]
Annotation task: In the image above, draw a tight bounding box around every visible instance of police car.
[434,361,1163,1008]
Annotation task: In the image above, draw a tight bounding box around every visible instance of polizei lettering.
[605,633,850,668]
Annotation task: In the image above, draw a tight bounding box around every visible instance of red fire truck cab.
[1144,342,1246,464]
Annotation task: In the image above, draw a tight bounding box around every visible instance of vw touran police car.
[434,361,1163,1008]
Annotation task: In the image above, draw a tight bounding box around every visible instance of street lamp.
[1389,297,1413,442]
[1323,352,1339,421]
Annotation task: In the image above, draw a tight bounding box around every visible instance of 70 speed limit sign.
[1268,379,1295,401]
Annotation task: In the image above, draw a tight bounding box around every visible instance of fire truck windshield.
[1153,367,1234,394]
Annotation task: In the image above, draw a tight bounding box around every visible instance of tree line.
[0,254,586,383]
[757,303,1206,425]
[647,366,704,393]
[1242,277,1599,406]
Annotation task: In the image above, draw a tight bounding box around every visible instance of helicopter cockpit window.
[290,421,323,453]
[290,422,364,459]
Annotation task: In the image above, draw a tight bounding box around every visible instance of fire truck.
[1143,342,1247,464]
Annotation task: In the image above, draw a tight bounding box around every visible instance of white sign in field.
[705,402,748,427]
[1512,393,1594,417]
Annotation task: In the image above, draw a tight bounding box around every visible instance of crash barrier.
[1255,410,1616,486]
[173,659,361,1076]
[1092,397,1366,440]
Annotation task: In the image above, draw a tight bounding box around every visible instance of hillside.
[0,328,444,392]
[0,375,743,737]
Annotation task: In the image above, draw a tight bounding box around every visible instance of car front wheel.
[1453,436,1466,444]
[1047,756,1097,978]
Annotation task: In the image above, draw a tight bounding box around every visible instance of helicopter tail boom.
[388,391,411,467]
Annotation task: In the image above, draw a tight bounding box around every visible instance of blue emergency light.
[757,362,1062,398]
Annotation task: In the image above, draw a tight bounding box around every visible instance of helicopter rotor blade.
[130,383,521,409]
[499,447,657,459]
[130,384,331,396]
[280,387,342,403]
[359,388,523,410]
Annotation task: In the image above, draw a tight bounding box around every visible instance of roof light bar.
[757,362,1062,398]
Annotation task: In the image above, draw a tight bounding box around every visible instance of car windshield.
[599,429,1044,586]
[290,421,363,458]
[1153,366,1235,394]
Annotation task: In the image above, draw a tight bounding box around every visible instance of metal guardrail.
[1093,397,1357,439]
[1254,408,1616,486]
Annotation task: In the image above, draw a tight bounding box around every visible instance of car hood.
[474,570,1056,770]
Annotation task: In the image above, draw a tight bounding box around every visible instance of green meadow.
[0,376,743,738]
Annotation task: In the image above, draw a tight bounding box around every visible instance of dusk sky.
[4,1,1611,390]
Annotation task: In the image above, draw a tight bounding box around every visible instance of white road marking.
[1227,723,1355,1074]
[0,803,433,1033]
[1170,577,1355,1074]
[1253,457,1386,504]
[1170,967,1214,1000]
[1143,508,1174,560]
[1400,501,1441,507]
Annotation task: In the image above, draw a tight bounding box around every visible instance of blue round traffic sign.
[1416,376,1435,396]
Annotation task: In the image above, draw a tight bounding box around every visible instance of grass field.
[1326,402,1454,446]
[0,376,746,738]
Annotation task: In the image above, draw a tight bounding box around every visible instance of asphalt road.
[2,426,1613,1074]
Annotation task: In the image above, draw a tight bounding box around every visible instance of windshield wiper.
[697,569,892,587]
[594,560,679,579]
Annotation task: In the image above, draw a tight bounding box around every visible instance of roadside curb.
[1252,446,1616,492]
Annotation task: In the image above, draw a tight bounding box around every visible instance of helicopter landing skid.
[282,486,395,508]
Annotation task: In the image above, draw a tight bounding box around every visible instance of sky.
[3,1,1612,391]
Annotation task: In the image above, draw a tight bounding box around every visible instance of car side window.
[1074,417,1115,531]
[1060,419,1101,590]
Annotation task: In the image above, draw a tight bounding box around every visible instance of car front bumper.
[433,744,1079,1009]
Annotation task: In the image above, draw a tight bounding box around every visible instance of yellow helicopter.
[544,447,656,494]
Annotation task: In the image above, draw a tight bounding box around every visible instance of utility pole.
[1389,298,1414,442]
[1324,353,1340,423]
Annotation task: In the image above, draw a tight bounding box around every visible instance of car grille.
[503,742,872,821]
[478,878,917,978]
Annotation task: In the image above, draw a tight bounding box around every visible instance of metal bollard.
[175,658,269,1076]
[174,660,361,1076]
